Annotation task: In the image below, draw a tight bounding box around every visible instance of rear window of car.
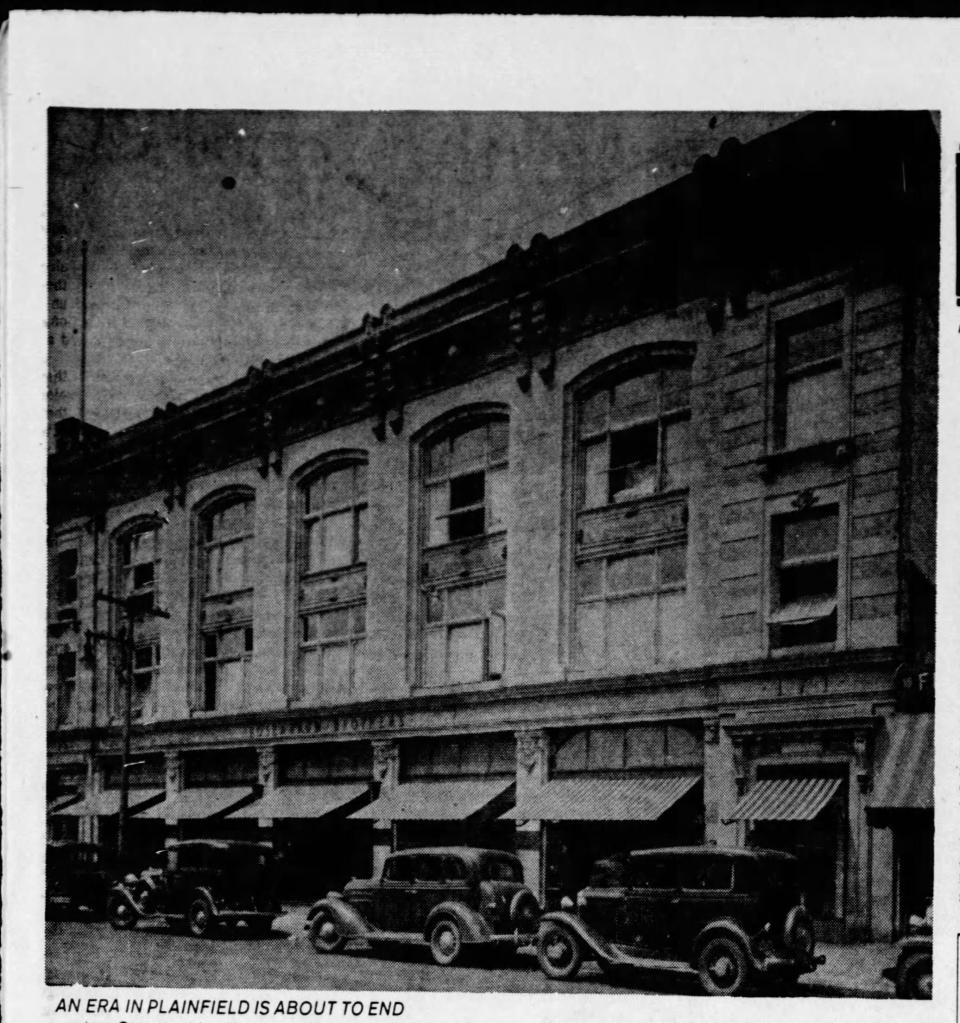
[679,856,733,891]
[628,856,678,889]
[441,856,467,881]
[383,857,414,882]
[481,855,523,882]
[411,856,444,882]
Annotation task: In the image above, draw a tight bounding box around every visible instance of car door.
[674,854,738,954]
[616,853,679,957]
[405,854,450,932]
[377,855,414,932]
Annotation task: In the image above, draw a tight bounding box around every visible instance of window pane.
[608,595,655,673]
[219,538,248,591]
[448,623,484,683]
[128,530,156,564]
[450,471,484,510]
[488,419,509,462]
[785,368,845,448]
[319,607,351,639]
[448,582,484,620]
[306,478,324,514]
[426,483,447,546]
[301,647,320,696]
[305,519,324,573]
[781,509,839,560]
[217,659,245,710]
[449,507,484,541]
[425,590,444,623]
[451,425,485,468]
[133,645,155,670]
[205,546,222,593]
[488,613,505,678]
[351,603,367,636]
[219,627,247,659]
[425,437,449,477]
[424,628,446,686]
[580,389,607,436]
[487,465,508,533]
[609,424,657,501]
[661,367,692,413]
[575,602,604,672]
[780,561,838,604]
[355,506,367,563]
[303,614,318,643]
[582,440,608,509]
[132,562,155,591]
[203,633,218,658]
[611,375,658,428]
[324,466,354,508]
[322,511,354,569]
[663,417,691,490]
[321,643,351,699]
[658,589,688,663]
[576,560,603,600]
[608,552,656,594]
[660,545,688,586]
[487,577,506,612]
[780,303,843,371]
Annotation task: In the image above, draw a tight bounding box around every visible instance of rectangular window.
[574,545,687,673]
[774,300,846,450]
[204,501,253,595]
[120,528,160,616]
[422,578,505,687]
[56,650,77,726]
[55,548,79,620]
[303,463,367,573]
[769,506,839,648]
[130,642,160,720]
[201,625,253,711]
[300,603,365,702]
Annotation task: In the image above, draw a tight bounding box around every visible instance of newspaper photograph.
[3,12,956,1023]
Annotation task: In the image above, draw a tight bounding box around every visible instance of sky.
[48,110,800,437]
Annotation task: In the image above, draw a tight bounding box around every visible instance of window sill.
[202,587,254,601]
[758,438,854,480]
[412,677,505,697]
[766,641,840,658]
[423,529,507,554]
[579,486,690,518]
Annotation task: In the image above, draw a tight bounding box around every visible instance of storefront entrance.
[894,815,933,933]
[274,819,373,898]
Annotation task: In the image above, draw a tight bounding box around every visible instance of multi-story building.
[47,111,938,941]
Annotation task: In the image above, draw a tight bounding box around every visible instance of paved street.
[47,911,895,997]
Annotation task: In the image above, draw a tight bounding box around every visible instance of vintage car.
[306,846,541,965]
[46,841,117,918]
[107,839,282,938]
[535,846,824,995]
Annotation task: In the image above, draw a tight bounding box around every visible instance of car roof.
[387,847,517,861]
[168,839,273,852]
[47,840,106,852]
[621,846,797,863]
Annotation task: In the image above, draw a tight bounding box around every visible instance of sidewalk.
[798,943,894,998]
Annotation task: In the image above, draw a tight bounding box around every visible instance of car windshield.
[481,855,522,882]
[588,857,627,887]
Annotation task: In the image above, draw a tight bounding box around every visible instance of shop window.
[573,544,687,672]
[202,498,254,595]
[200,625,252,711]
[423,419,508,546]
[277,742,372,784]
[769,506,839,648]
[774,300,847,451]
[101,754,165,790]
[401,733,516,780]
[183,747,258,787]
[55,650,77,727]
[55,546,79,621]
[578,367,691,509]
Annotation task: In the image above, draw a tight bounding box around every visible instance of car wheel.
[696,935,750,996]
[107,894,137,931]
[429,918,464,966]
[187,896,216,938]
[309,910,346,954]
[899,953,932,999]
[536,922,583,980]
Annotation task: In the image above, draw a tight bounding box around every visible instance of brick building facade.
[47,111,938,941]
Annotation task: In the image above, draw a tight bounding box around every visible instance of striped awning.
[726,777,842,822]
[502,773,701,821]
[137,786,257,820]
[229,783,370,820]
[52,789,165,817]
[868,714,934,812]
[350,779,513,821]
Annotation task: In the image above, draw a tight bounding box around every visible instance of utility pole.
[88,589,169,861]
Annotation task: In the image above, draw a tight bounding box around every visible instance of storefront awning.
[228,783,370,819]
[51,789,165,817]
[349,779,513,821]
[725,777,841,822]
[137,786,257,820]
[868,714,934,813]
[502,773,701,821]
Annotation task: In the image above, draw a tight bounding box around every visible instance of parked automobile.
[882,909,932,999]
[46,841,118,919]
[306,846,541,966]
[535,846,824,995]
[107,839,282,938]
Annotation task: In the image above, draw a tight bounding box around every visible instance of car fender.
[306,895,371,940]
[424,902,493,944]
[692,918,762,970]
[538,910,615,964]
[108,882,141,917]
[189,885,220,917]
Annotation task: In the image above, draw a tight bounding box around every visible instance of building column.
[870,824,896,941]
[81,753,98,844]
[163,749,182,844]
[703,718,737,848]
[515,729,549,903]
[845,730,872,940]
[371,739,399,875]
[257,745,277,839]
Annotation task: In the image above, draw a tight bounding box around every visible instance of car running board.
[606,948,696,976]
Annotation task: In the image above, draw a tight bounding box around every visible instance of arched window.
[196,492,254,712]
[296,457,367,703]
[112,517,164,720]
[572,360,692,674]
[419,413,508,688]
